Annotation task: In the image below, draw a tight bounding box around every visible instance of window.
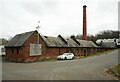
[17,48,19,54]
[83,49,87,53]
[30,44,41,56]
[1,47,5,52]
[83,48,87,56]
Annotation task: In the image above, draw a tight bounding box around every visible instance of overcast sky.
[0,0,119,39]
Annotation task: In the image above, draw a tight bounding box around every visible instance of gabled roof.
[64,38,82,47]
[42,35,97,48]
[42,36,82,48]
[41,36,68,47]
[5,31,36,47]
[5,30,98,48]
[77,40,98,48]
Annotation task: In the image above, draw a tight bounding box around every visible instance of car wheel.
[72,57,74,60]
[65,57,67,60]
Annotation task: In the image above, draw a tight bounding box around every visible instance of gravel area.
[2,50,119,80]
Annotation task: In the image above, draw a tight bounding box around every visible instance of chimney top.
[83,5,87,7]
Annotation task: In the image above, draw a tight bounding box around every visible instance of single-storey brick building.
[5,5,116,62]
[96,39,120,48]
[5,30,98,62]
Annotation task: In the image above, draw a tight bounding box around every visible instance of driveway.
[2,49,119,80]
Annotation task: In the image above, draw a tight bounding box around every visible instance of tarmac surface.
[2,49,119,80]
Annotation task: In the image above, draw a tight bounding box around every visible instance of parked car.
[57,53,74,60]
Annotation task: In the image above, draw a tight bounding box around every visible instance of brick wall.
[5,31,102,62]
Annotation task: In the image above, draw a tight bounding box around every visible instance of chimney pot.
[83,5,87,7]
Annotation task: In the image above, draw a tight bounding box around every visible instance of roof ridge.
[16,30,36,35]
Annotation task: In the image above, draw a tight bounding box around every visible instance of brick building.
[5,5,111,62]
[5,30,98,62]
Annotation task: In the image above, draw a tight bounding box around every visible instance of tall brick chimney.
[82,5,87,40]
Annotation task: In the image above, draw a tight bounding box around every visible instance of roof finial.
[36,21,40,44]
[36,21,40,32]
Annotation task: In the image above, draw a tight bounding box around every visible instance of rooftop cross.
[36,21,40,44]
[36,21,40,32]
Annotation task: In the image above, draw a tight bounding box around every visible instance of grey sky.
[0,0,119,39]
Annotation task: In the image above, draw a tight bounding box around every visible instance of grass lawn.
[79,49,117,59]
[112,64,120,77]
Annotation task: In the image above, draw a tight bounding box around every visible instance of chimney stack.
[82,5,87,40]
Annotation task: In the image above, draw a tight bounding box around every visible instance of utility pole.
[36,21,40,44]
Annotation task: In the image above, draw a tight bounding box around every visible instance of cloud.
[0,0,119,39]
[21,0,59,16]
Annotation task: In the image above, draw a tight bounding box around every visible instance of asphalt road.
[2,49,119,80]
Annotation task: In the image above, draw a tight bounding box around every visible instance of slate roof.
[5,31,36,47]
[42,36,81,48]
[42,36,97,48]
[64,38,81,47]
[41,36,68,47]
[77,40,98,48]
[5,30,98,48]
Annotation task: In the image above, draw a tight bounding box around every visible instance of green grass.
[46,57,57,61]
[112,64,120,77]
[79,49,117,59]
